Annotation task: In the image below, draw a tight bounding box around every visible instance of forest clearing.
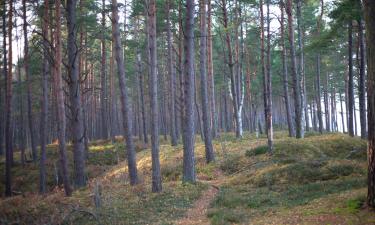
[1,0,375,224]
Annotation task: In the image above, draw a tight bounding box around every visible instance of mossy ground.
[0,132,374,224]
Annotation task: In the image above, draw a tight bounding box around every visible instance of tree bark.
[54,0,72,196]
[324,72,330,132]
[148,0,162,192]
[182,0,196,183]
[363,0,375,208]
[200,0,215,163]
[280,1,294,137]
[0,3,6,157]
[348,22,355,137]
[265,0,273,152]
[285,0,303,138]
[100,0,108,139]
[39,0,49,194]
[66,0,86,187]
[111,0,138,185]
[167,0,178,146]
[358,19,367,139]
[22,0,38,162]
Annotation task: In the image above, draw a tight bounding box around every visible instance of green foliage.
[245,145,268,157]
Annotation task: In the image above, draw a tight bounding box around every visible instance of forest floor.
[1,131,375,224]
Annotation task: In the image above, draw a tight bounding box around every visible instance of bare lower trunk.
[348,22,354,137]
[67,0,86,187]
[358,19,367,139]
[265,0,273,152]
[22,0,38,162]
[148,0,162,192]
[100,0,108,139]
[55,0,72,196]
[182,0,196,183]
[286,0,303,138]
[363,0,375,207]
[111,0,138,185]
[200,0,215,163]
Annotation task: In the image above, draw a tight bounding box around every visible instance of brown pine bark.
[100,0,108,140]
[363,0,375,208]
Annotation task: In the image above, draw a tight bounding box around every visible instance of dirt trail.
[174,169,224,225]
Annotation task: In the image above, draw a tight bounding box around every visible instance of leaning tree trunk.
[111,0,138,185]
[358,19,367,139]
[363,0,375,208]
[66,0,86,188]
[182,0,196,183]
[39,0,49,194]
[148,0,162,192]
[199,0,215,163]
[54,0,72,196]
[286,0,303,138]
[22,0,38,162]
[348,21,355,137]
[280,1,294,137]
[5,0,13,197]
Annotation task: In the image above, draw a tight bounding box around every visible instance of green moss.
[246,145,268,157]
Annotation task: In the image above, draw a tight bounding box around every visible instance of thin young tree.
[148,0,162,192]
[111,0,138,185]
[363,0,375,208]
[183,0,196,183]
[199,0,215,163]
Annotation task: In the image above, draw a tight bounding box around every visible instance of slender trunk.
[0,3,6,157]
[148,0,162,192]
[182,0,196,183]
[67,0,86,187]
[265,0,273,152]
[39,0,49,194]
[296,0,308,132]
[55,0,72,196]
[358,19,367,139]
[22,0,38,162]
[207,0,217,138]
[363,0,375,207]
[286,0,303,138]
[324,72,330,132]
[340,91,346,133]
[167,0,178,146]
[100,0,108,139]
[280,1,294,137]
[200,0,215,163]
[316,54,324,133]
[112,0,138,185]
[221,0,241,138]
[348,22,355,137]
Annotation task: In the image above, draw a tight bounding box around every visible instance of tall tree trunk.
[22,0,38,162]
[0,2,6,157]
[182,0,196,183]
[348,22,355,137]
[324,72,330,132]
[148,0,162,192]
[167,0,178,146]
[111,0,138,185]
[100,0,108,139]
[207,0,217,138]
[363,0,375,208]
[67,0,86,187]
[286,0,303,138]
[358,19,367,139]
[39,0,49,194]
[296,0,308,132]
[340,91,346,133]
[5,0,13,197]
[54,0,72,196]
[200,0,215,163]
[265,0,273,152]
[221,0,242,138]
[280,1,294,137]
